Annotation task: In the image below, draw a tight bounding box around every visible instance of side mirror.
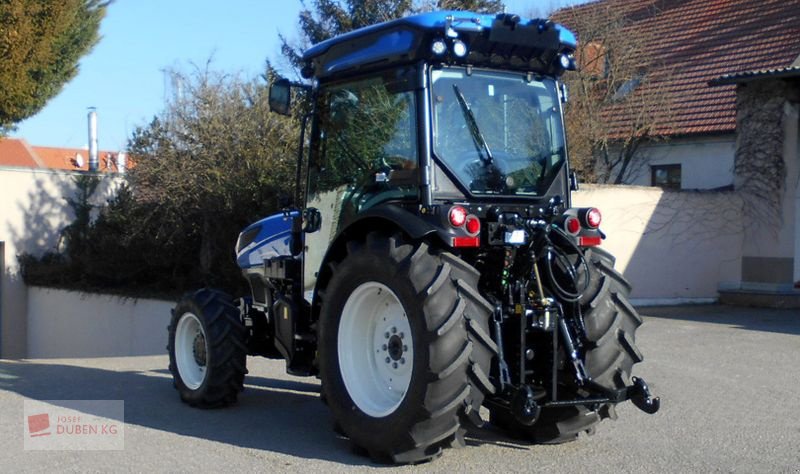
[302,207,321,233]
[269,78,292,116]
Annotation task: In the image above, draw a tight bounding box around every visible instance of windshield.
[431,67,566,196]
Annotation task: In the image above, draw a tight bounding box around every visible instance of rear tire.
[168,289,248,408]
[318,232,496,463]
[490,247,643,443]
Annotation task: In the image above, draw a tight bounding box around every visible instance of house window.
[651,164,681,189]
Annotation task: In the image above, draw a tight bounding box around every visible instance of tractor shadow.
[0,358,531,465]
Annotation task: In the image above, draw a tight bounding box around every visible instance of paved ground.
[0,305,798,473]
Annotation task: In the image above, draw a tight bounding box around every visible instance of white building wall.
[0,167,122,358]
[573,184,743,303]
[27,287,171,358]
[625,135,736,190]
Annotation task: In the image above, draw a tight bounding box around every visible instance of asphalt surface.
[1,304,798,473]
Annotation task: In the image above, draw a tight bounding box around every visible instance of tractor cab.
[266,12,587,299]
[291,11,578,213]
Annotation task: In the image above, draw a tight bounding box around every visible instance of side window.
[308,77,418,215]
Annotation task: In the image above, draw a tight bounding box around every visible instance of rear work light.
[585,208,602,229]
[449,206,467,227]
[452,39,468,57]
[431,39,447,55]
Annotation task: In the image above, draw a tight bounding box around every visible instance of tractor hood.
[235,211,298,269]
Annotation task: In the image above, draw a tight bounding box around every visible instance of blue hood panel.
[236,211,297,269]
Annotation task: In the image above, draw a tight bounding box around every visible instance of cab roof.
[301,11,577,81]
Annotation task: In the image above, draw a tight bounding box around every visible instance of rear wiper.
[452,84,493,165]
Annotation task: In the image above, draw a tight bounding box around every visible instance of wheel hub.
[387,334,403,361]
[193,332,207,366]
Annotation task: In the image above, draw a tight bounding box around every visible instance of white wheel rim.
[175,312,208,390]
[338,282,413,418]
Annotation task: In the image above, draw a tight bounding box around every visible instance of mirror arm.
[295,111,313,205]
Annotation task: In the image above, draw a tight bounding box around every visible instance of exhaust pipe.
[88,108,98,172]
[116,152,126,174]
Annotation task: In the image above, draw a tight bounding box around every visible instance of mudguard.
[352,205,439,241]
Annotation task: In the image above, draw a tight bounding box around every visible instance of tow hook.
[628,377,660,414]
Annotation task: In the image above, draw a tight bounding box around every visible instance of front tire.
[168,289,248,408]
[318,233,496,463]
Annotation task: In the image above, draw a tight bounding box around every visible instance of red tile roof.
[0,138,124,172]
[0,138,42,168]
[554,0,800,137]
[711,65,800,85]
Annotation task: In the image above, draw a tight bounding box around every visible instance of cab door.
[302,71,421,304]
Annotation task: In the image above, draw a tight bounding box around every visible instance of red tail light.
[449,206,467,227]
[452,236,480,247]
[579,236,602,247]
[565,216,581,235]
[465,215,480,235]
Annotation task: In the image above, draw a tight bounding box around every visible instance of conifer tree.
[0,0,109,134]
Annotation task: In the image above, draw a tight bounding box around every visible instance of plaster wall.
[0,168,121,358]
[573,184,743,302]
[624,135,736,190]
[26,287,171,358]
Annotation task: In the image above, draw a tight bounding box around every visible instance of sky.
[12,0,586,151]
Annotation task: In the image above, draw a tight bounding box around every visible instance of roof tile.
[0,138,123,172]
[555,0,800,136]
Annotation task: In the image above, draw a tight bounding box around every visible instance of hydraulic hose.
[541,226,590,303]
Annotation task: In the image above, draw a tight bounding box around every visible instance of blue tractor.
[167,11,659,463]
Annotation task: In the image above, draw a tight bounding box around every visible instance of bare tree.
[554,2,674,184]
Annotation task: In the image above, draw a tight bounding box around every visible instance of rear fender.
[310,205,442,321]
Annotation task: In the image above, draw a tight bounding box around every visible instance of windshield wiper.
[452,84,493,165]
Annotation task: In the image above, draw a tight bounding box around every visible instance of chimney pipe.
[88,108,98,172]
[116,152,126,174]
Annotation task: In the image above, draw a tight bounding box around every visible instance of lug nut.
[400,358,405,364]
[399,332,404,339]
[392,362,398,369]
[385,357,391,364]
[403,345,408,351]
[382,344,387,351]
[385,332,390,339]
[526,349,534,360]
[392,327,397,334]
